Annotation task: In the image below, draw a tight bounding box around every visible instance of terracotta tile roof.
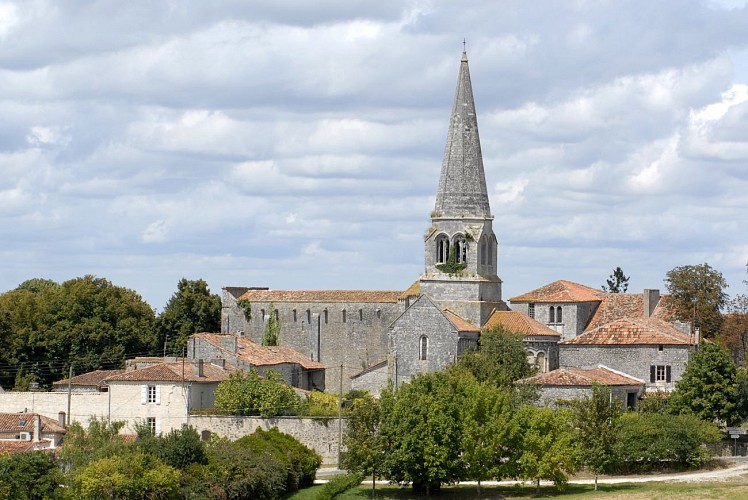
[237,289,401,303]
[585,293,678,330]
[483,310,561,337]
[399,280,420,300]
[105,362,231,383]
[52,369,124,388]
[443,310,480,332]
[193,333,326,370]
[0,441,35,454]
[0,413,66,434]
[509,280,604,303]
[521,367,644,387]
[563,318,693,345]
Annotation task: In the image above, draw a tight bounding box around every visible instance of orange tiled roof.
[0,441,35,454]
[399,280,420,300]
[443,310,480,333]
[52,369,124,388]
[105,362,231,383]
[483,310,561,337]
[522,367,644,387]
[0,413,66,434]
[237,289,401,303]
[509,280,604,303]
[563,318,692,345]
[585,293,678,330]
[193,333,326,370]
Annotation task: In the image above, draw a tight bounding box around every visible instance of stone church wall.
[222,292,403,392]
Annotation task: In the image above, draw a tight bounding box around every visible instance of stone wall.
[560,344,692,391]
[537,385,642,409]
[189,415,346,464]
[221,290,402,392]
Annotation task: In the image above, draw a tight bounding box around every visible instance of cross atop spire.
[433,50,491,218]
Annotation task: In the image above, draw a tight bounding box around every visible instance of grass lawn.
[286,475,748,499]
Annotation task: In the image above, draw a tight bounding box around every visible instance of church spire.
[433,50,491,218]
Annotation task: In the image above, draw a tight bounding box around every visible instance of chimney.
[33,415,42,442]
[643,289,660,318]
[192,359,204,378]
[58,412,66,429]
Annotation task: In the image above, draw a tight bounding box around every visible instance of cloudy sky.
[2,1,748,311]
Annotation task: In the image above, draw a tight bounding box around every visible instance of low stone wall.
[189,415,346,464]
[0,391,109,427]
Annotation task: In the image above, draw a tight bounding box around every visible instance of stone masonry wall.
[222,292,403,392]
[560,344,692,391]
[189,415,346,464]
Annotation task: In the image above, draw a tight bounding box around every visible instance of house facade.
[0,412,66,451]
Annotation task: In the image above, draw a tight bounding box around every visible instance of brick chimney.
[643,289,660,318]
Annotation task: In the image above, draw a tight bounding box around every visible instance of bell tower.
[420,50,507,326]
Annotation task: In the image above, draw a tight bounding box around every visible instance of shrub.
[314,473,364,500]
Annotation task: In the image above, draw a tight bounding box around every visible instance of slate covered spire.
[434,50,491,218]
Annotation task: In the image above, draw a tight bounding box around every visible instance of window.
[436,235,448,263]
[650,365,672,383]
[324,309,328,324]
[293,309,297,322]
[549,306,555,323]
[528,303,535,319]
[419,336,428,361]
[454,236,467,264]
[342,309,347,323]
[147,417,157,434]
[658,344,664,352]
[142,384,160,405]
[480,237,487,265]
[306,309,311,323]
[274,309,279,321]
[556,306,562,323]
[359,309,363,321]
[261,309,265,320]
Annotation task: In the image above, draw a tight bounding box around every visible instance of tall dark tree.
[665,263,728,337]
[0,275,157,388]
[602,266,630,293]
[157,278,221,354]
[669,342,739,424]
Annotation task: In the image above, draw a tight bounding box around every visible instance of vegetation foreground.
[290,473,748,499]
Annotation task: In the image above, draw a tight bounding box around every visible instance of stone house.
[0,412,66,451]
[104,360,231,434]
[187,332,326,391]
[519,366,646,409]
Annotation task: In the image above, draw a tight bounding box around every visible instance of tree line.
[0,276,221,390]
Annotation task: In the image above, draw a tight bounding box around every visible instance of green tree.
[136,423,207,470]
[380,372,464,494]
[602,266,630,293]
[613,412,720,472]
[71,451,180,500]
[0,450,63,499]
[0,275,158,388]
[670,342,739,424]
[459,375,515,493]
[262,303,280,346]
[571,384,622,490]
[719,294,748,366]
[214,369,300,417]
[457,324,535,387]
[157,278,221,354]
[342,393,385,492]
[513,405,579,492]
[665,263,729,337]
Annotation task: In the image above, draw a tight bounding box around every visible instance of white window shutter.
[155,385,161,405]
[155,418,161,435]
[141,385,147,404]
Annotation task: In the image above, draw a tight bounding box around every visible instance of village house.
[0,412,66,453]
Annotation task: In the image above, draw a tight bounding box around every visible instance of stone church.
[221,50,557,393]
